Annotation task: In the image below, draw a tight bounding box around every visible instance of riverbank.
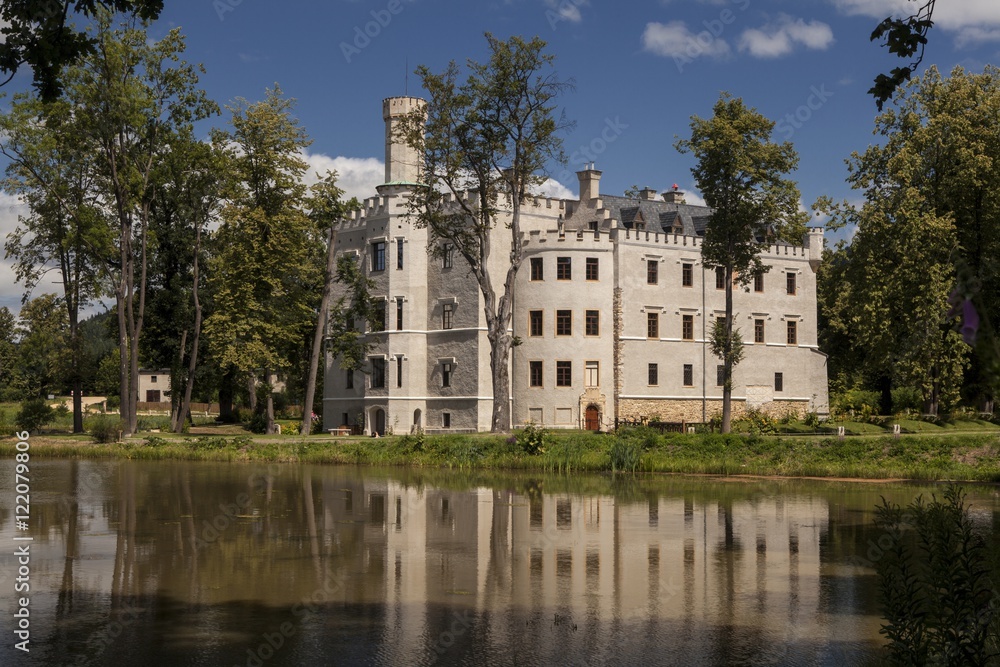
[4,428,1000,482]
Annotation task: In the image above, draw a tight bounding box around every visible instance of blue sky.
[2,0,1000,313]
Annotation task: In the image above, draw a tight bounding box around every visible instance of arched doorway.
[372,408,386,436]
[413,408,422,432]
[585,405,600,431]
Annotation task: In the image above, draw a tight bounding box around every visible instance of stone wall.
[617,398,809,423]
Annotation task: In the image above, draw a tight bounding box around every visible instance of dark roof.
[599,194,710,236]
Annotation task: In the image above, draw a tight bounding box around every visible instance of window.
[396,300,403,331]
[371,358,386,388]
[372,241,386,271]
[529,310,543,337]
[442,362,452,388]
[442,412,451,428]
[648,363,658,386]
[682,314,694,341]
[647,259,658,285]
[396,238,404,270]
[529,361,543,387]
[787,320,797,345]
[396,356,403,388]
[585,361,599,387]
[786,272,796,295]
[647,312,659,339]
[557,256,571,280]
[556,310,572,336]
[556,361,572,387]
[754,273,764,293]
[530,257,543,280]
[682,263,693,287]
[151,375,158,383]
[683,364,693,387]
[754,319,765,344]
[346,369,354,389]
[585,310,600,336]
[443,243,454,269]
[372,300,386,332]
[717,365,725,387]
[586,257,599,281]
[442,303,454,330]
[775,372,784,392]
[715,266,725,290]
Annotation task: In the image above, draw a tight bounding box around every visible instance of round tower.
[382,96,426,185]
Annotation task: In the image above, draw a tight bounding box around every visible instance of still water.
[2,460,999,666]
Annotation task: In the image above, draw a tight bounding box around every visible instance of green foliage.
[874,485,998,665]
[14,398,54,434]
[734,407,777,435]
[609,436,643,473]
[105,395,120,411]
[832,388,881,419]
[803,411,822,429]
[514,423,549,455]
[88,415,123,443]
[891,386,923,414]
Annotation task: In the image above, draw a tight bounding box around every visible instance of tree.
[399,33,572,433]
[204,86,319,435]
[299,172,362,436]
[67,12,216,435]
[0,0,163,100]
[0,307,26,401]
[1,89,110,432]
[15,293,69,398]
[869,0,936,110]
[675,93,807,433]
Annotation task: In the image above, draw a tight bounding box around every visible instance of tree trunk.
[247,374,257,413]
[175,222,203,434]
[170,329,187,432]
[488,328,512,433]
[301,226,336,436]
[721,266,734,434]
[219,368,235,422]
[264,370,276,435]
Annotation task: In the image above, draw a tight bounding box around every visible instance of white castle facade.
[323,97,829,435]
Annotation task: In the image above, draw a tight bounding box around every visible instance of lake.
[2,460,998,666]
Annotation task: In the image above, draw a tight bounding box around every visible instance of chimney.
[661,183,686,204]
[382,96,427,185]
[577,165,602,202]
[639,187,658,201]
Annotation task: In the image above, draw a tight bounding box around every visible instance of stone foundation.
[618,398,808,423]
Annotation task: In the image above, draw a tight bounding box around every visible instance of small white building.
[323,97,829,435]
[138,369,171,403]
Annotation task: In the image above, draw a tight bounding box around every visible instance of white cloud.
[534,177,575,199]
[0,192,29,313]
[738,15,834,58]
[831,0,1000,42]
[301,152,385,202]
[543,0,587,23]
[642,20,731,59]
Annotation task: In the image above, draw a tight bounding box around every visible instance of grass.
[5,426,1000,482]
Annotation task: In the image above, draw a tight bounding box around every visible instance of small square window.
[443,243,454,269]
[715,266,726,290]
[556,361,572,387]
[529,361,543,387]
[556,310,572,336]
[442,303,454,330]
[717,364,725,387]
[787,272,796,295]
[530,257,543,281]
[682,263,693,287]
[585,310,600,336]
[775,372,784,392]
[647,260,658,285]
[586,257,599,281]
[648,363,658,386]
[647,312,659,339]
[682,314,694,341]
[151,375,157,383]
[557,257,571,280]
[683,364,693,387]
[442,362,452,388]
[372,241,386,272]
[443,412,451,428]
[754,319,765,344]
[529,310,543,337]
[787,320,797,345]
[754,273,764,293]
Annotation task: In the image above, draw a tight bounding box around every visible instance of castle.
[322,97,829,434]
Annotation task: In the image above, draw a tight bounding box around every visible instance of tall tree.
[15,293,69,398]
[400,33,572,433]
[1,91,110,432]
[0,0,163,100]
[204,86,318,435]
[299,171,362,436]
[0,307,26,401]
[675,93,807,433]
[69,12,216,434]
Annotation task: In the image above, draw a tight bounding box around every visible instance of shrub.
[803,411,821,429]
[105,395,121,411]
[248,411,268,434]
[832,388,881,419]
[89,415,123,443]
[15,398,54,434]
[609,436,643,473]
[734,407,777,435]
[891,386,923,415]
[514,423,549,455]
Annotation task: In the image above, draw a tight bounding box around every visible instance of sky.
[2,0,1000,315]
